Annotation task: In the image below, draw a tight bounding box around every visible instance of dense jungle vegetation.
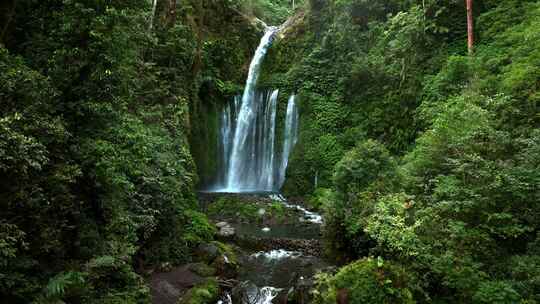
[1,0,539,303]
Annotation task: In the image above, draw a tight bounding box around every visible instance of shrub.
[313,257,415,304]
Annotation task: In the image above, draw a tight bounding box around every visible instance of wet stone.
[195,243,219,263]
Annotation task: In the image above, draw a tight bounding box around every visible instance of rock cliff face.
[185,1,263,188]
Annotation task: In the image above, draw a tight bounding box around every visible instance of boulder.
[291,276,314,304]
[188,262,216,277]
[212,254,239,279]
[177,278,219,304]
[195,243,219,263]
[214,221,236,239]
[272,288,290,304]
[219,226,236,238]
[216,221,229,228]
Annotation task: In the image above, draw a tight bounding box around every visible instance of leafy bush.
[179,278,219,304]
[285,1,540,302]
[313,257,415,304]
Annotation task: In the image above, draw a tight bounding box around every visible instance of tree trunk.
[466,0,474,54]
[0,0,17,44]
[337,289,348,304]
[167,0,176,26]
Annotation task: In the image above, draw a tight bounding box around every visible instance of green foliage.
[301,0,540,302]
[307,187,332,211]
[179,278,219,304]
[232,0,304,24]
[212,241,239,265]
[207,197,261,221]
[44,271,86,301]
[183,211,217,246]
[0,0,250,302]
[333,139,396,195]
[365,194,423,258]
[472,281,521,304]
[268,201,287,220]
[322,140,396,260]
[268,0,457,194]
[313,257,415,304]
[207,197,292,224]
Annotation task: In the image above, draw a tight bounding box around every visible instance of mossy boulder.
[177,278,219,304]
[210,242,240,279]
[188,263,217,277]
[195,243,220,264]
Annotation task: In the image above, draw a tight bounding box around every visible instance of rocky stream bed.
[149,193,333,304]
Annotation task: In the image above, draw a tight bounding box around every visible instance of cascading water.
[278,95,299,188]
[216,96,241,187]
[209,27,299,192]
[227,27,278,191]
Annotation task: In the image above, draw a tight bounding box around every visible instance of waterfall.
[209,27,299,193]
[227,27,278,191]
[218,96,241,187]
[278,95,299,188]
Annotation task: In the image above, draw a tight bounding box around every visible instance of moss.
[190,98,220,187]
[207,197,261,221]
[188,263,216,277]
[268,202,287,220]
[184,0,263,189]
[178,278,219,304]
[212,241,238,265]
[207,197,297,224]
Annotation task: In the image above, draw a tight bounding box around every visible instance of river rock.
[272,288,291,304]
[216,221,236,239]
[231,281,257,304]
[188,262,216,277]
[291,276,314,304]
[195,243,219,263]
[219,226,236,237]
[216,221,229,228]
[212,254,238,279]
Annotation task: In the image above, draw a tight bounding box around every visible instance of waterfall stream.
[209,28,306,303]
[278,95,299,188]
[209,27,299,193]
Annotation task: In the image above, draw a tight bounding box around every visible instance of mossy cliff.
[258,0,474,196]
[181,1,264,188]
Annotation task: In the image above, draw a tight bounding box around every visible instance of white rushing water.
[219,287,280,304]
[269,194,323,224]
[278,95,299,188]
[251,249,302,260]
[217,293,232,304]
[209,27,300,193]
[250,287,281,304]
[227,27,278,191]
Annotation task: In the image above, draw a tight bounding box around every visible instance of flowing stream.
[209,26,319,304]
[215,195,327,304]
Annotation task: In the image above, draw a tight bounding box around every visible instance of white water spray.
[278,95,299,188]
[227,27,278,191]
